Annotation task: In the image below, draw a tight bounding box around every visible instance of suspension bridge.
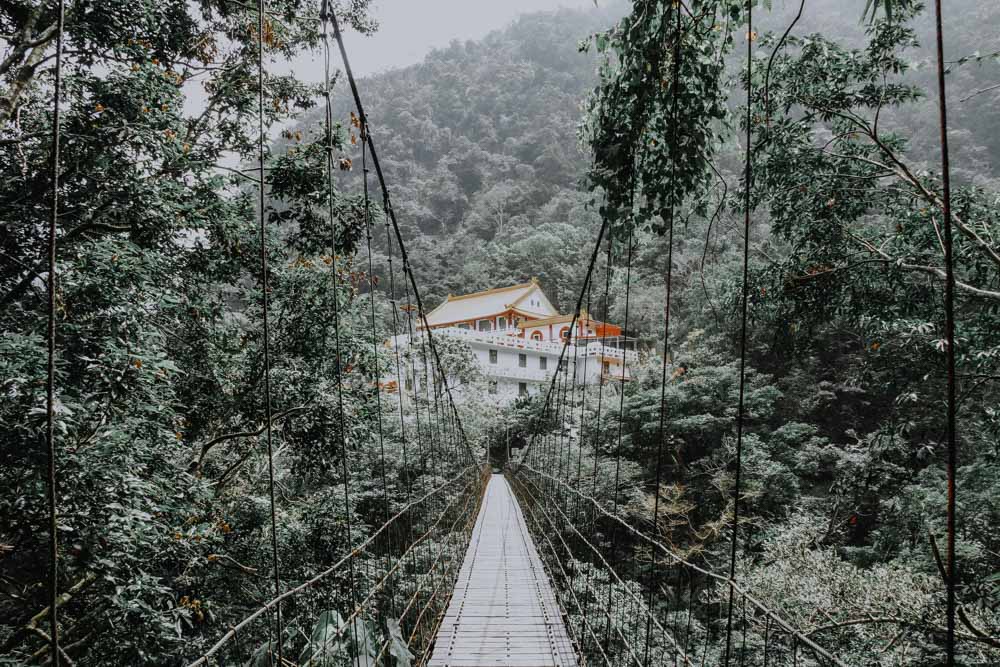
[28,0,968,666]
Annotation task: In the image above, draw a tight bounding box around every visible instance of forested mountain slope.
[317,7,620,311]
[306,2,1000,663]
[1,0,998,663]
[313,0,999,317]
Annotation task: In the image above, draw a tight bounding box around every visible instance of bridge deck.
[428,474,577,667]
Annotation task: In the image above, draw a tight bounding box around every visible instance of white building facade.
[391,280,638,404]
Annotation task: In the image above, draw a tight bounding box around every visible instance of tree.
[0,1,443,664]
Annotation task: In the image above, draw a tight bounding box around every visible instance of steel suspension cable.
[388,198,434,620]
[414,321,433,466]
[398,248,426,481]
[518,475,632,667]
[555,302,584,638]
[572,283,593,522]
[391,201,424,618]
[552,342,572,502]
[412,479,488,666]
[931,1,959,663]
[604,201,636,660]
[187,9,489,664]
[512,211,609,469]
[44,1,66,664]
[255,1,284,658]
[319,1,359,661]
[553,340,579,641]
[186,467,475,666]
[512,476,617,667]
[381,185,416,627]
[512,471,693,666]
[369,478,482,663]
[427,334,450,467]
[420,332,445,464]
[333,16,482,642]
[330,12,475,463]
[569,283,593,652]
[360,133,396,617]
[298,475,480,664]
[646,3,683,664]
[564,340,580,503]
[519,462,848,667]
[581,233,614,659]
[550,349,563,492]
[724,2,754,663]
[418,284,450,636]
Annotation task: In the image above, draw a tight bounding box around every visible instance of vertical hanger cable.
[724,2,754,662]
[45,1,67,664]
[255,0,284,658]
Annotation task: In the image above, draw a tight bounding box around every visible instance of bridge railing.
[510,448,850,667]
[180,7,490,666]
[188,465,490,666]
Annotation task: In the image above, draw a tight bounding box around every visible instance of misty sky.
[299,0,599,78]
[188,1,601,126]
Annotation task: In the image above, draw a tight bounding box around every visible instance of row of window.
[453,318,590,344]
[486,350,570,373]
[489,350,549,369]
[527,327,571,341]
[489,380,529,396]
[456,316,524,332]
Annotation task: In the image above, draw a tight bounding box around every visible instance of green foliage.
[298,7,625,312]
[4,0,1000,664]
[0,1,477,664]
[385,619,413,667]
[581,1,736,236]
[295,611,376,667]
[541,0,1000,663]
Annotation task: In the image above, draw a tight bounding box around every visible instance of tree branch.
[841,234,1000,301]
[0,572,97,655]
[0,22,59,126]
[929,533,1000,649]
[0,200,124,311]
[960,82,1000,103]
[189,405,308,475]
[809,104,1000,271]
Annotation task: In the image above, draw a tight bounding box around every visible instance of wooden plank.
[427,475,578,667]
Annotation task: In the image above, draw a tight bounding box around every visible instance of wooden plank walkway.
[427,474,578,667]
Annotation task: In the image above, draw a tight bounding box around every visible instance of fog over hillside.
[301,0,998,315]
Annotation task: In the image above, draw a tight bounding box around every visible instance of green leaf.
[386,619,413,667]
[299,610,346,666]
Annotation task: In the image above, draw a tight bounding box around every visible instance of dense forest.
[304,0,1000,663]
[2,0,999,665]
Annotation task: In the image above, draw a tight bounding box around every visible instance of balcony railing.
[431,327,566,354]
[579,342,639,363]
[391,328,640,364]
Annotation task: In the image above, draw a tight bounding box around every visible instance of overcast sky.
[300,0,600,79]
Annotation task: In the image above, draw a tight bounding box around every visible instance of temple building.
[394,279,637,403]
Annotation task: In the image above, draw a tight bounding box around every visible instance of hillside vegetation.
[1,0,999,664]
[315,1,1000,663]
